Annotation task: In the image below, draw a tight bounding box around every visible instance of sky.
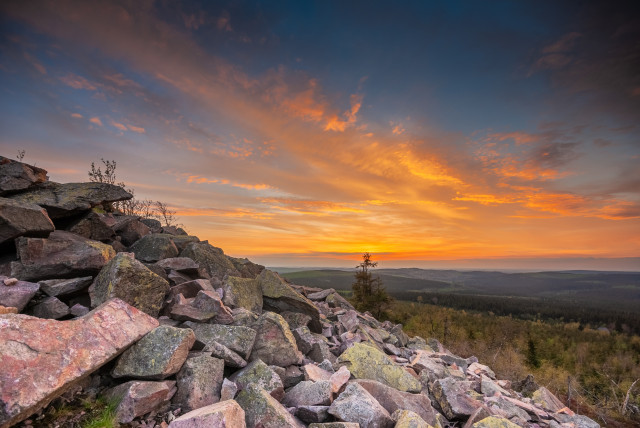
[1,0,639,270]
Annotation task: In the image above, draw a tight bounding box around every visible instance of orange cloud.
[127,124,145,133]
[60,73,97,90]
[70,113,83,119]
[89,117,103,126]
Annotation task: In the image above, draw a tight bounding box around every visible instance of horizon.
[1,1,639,266]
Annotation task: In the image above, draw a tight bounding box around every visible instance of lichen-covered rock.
[168,400,246,428]
[156,257,199,274]
[223,276,263,313]
[38,276,93,297]
[532,386,565,412]
[230,256,265,278]
[0,197,54,245]
[325,292,354,310]
[0,276,39,311]
[112,325,195,380]
[392,409,432,428]
[432,377,481,420]
[130,234,179,262]
[173,354,225,412]
[236,384,306,428]
[0,298,158,428]
[250,311,303,367]
[67,211,116,241]
[230,359,285,400]
[203,340,247,368]
[184,321,256,360]
[0,156,48,196]
[105,380,176,424]
[282,380,333,407]
[337,343,422,393]
[472,416,522,428]
[89,252,170,317]
[9,181,132,218]
[11,231,115,281]
[259,269,322,333]
[353,379,438,426]
[328,382,394,428]
[180,241,240,280]
[114,217,151,246]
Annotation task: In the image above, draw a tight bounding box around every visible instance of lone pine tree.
[351,252,392,319]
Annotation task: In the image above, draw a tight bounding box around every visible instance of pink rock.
[169,400,246,428]
[106,380,176,424]
[0,298,159,427]
[304,364,333,382]
[330,366,351,393]
[3,278,18,286]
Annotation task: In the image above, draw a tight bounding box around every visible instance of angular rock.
[69,303,89,317]
[328,382,394,428]
[330,366,351,393]
[168,279,216,300]
[114,217,151,246]
[221,378,239,401]
[89,252,170,317]
[230,359,285,400]
[112,325,195,380]
[259,269,322,333]
[338,311,360,333]
[156,257,200,274]
[472,416,521,428]
[130,233,179,263]
[235,384,305,428]
[203,340,247,368]
[250,311,303,367]
[173,354,225,412]
[282,380,333,407]
[304,364,333,382]
[337,343,422,393]
[432,377,481,420]
[392,409,432,428]
[282,310,312,330]
[0,197,54,245]
[283,365,305,388]
[309,424,360,428]
[222,276,262,313]
[353,379,438,426]
[532,386,565,412]
[294,326,323,354]
[9,181,132,219]
[106,380,176,424]
[230,256,265,278]
[38,276,93,297]
[180,241,240,280]
[0,276,39,311]
[0,298,158,428]
[168,400,246,428]
[0,306,18,314]
[184,322,256,360]
[67,211,116,241]
[296,406,330,424]
[0,156,48,196]
[30,296,69,319]
[325,292,354,310]
[11,231,115,281]
[307,288,335,301]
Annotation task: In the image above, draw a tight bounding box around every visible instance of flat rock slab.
[38,276,93,297]
[168,400,246,428]
[9,181,132,219]
[337,343,422,393]
[0,298,158,428]
[11,231,115,282]
[0,157,48,196]
[0,197,54,245]
[112,325,195,380]
[0,276,39,311]
[105,380,176,424]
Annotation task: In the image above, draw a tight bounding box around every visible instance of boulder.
[114,217,151,246]
[105,380,176,424]
[168,279,216,300]
[30,296,69,319]
[353,379,438,426]
[221,378,239,401]
[392,409,432,428]
[130,234,179,262]
[67,211,116,241]
[184,322,256,360]
[259,269,322,333]
[156,257,199,274]
[325,292,354,310]
[432,377,481,420]
[38,276,93,297]
[0,276,39,311]
[180,241,240,280]
[11,231,115,281]
[230,256,265,278]
[173,354,225,412]
[89,252,170,317]
[222,276,263,313]
[296,406,330,424]
[282,380,333,407]
[472,416,521,428]
[309,424,360,428]
[168,400,246,428]
[532,386,565,412]
[230,359,285,400]
[0,197,54,245]
[337,343,422,393]
[250,311,303,367]
[203,340,247,368]
[328,382,394,428]
[330,366,351,393]
[0,298,158,427]
[112,325,195,380]
[9,181,132,219]
[235,384,306,428]
[0,156,48,196]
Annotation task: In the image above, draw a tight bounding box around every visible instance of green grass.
[82,397,119,428]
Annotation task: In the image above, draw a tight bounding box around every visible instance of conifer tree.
[351,253,392,318]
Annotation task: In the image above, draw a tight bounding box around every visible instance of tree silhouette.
[351,252,392,318]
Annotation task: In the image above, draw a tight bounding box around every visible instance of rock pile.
[0,157,599,428]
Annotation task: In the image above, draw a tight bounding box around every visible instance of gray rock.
[112,325,195,380]
[325,292,354,310]
[220,378,238,401]
[89,252,170,317]
[183,321,256,360]
[130,233,179,262]
[67,212,116,241]
[173,354,225,412]
[114,217,151,246]
[30,296,69,319]
[38,276,93,297]
[168,400,247,428]
[105,380,176,424]
[0,156,48,196]
[328,382,394,428]
[307,288,336,301]
[222,276,263,313]
[140,218,162,232]
[309,424,360,428]
[9,181,132,219]
[156,257,199,274]
[69,303,90,317]
[236,384,306,428]
[392,409,431,428]
[0,197,54,245]
[203,340,247,368]
[230,359,285,400]
[180,241,240,280]
[432,377,481,420]
[250,311,303,367]
[296,406,330,424]
[282,380,333,407]
[168,279,215,300]
[0,276,39,311]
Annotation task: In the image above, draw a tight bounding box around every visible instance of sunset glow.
[1,1,638,269]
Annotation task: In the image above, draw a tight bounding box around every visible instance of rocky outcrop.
[0,156,48,196]
[0,198,54,245]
